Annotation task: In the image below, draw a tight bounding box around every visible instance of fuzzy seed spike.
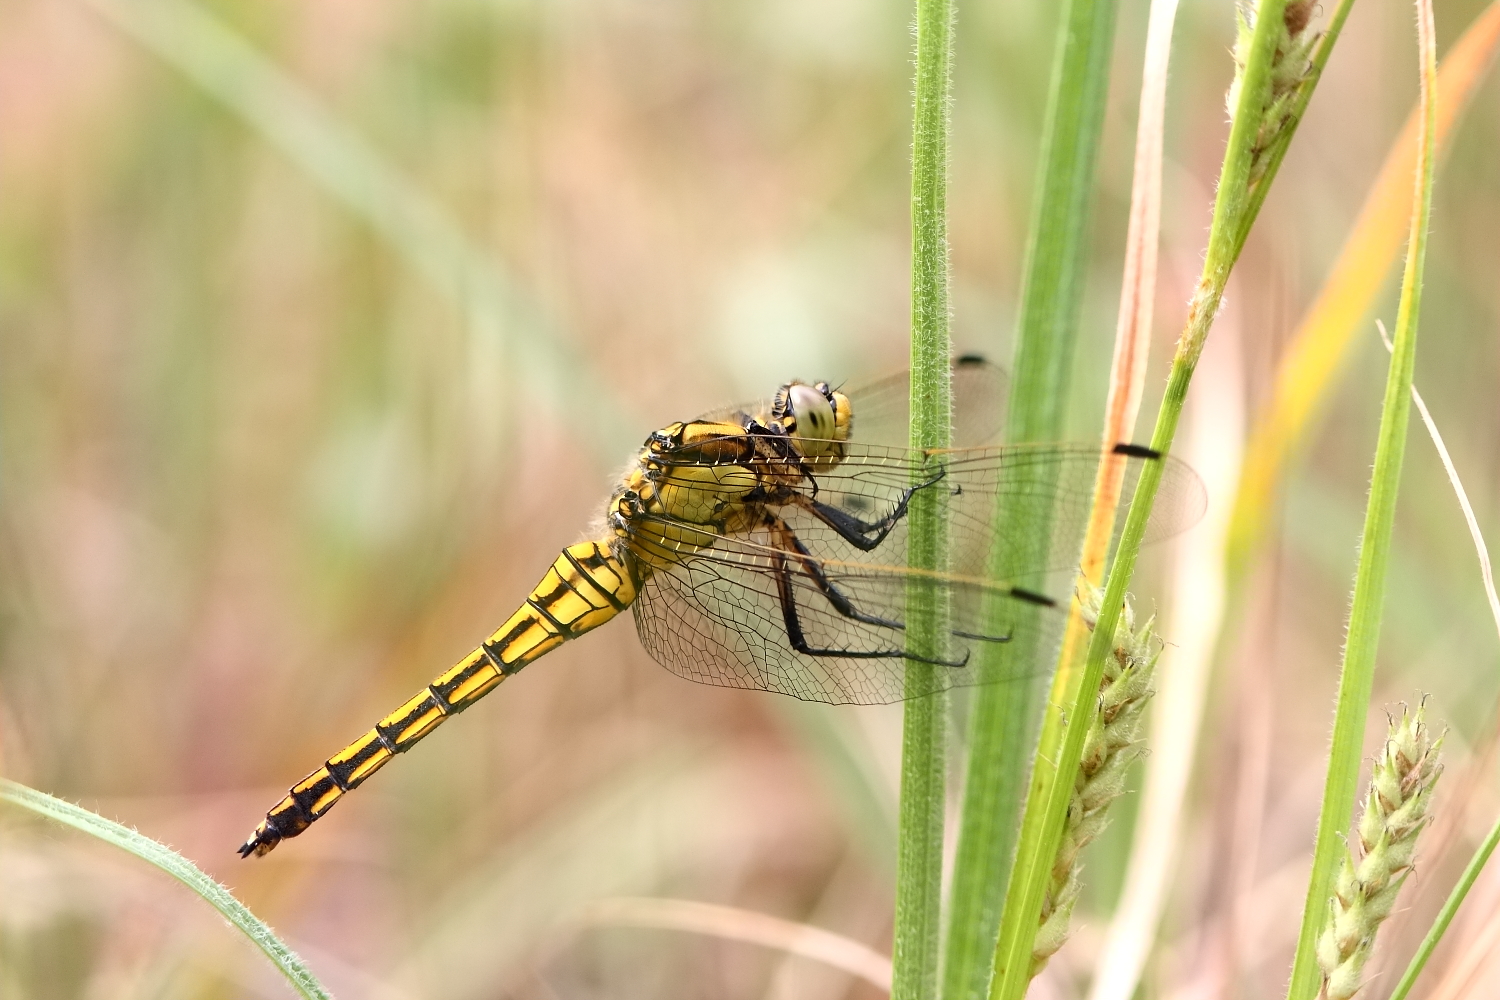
[1316,701,1444,999]
[1030,583,1161,976]
[1226,0,1324,191]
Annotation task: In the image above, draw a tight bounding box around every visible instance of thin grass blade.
[944,3,1121,996]
[1391,809,1500,1000]
[0,779,332,1000]
[1372,317,1500,998]
[1282,0,1439,994]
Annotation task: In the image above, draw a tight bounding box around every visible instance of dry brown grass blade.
[573,897,893,992]
[1077,0,1179,583]
[1047,0,1182,834]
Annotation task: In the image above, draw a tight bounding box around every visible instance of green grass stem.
[986,2,1336,995]
[1387,806,1500,1000]
[943,2,1118,996]
[1284,0,1438,994]
[893,0,955,996]
[0,779,333,1000]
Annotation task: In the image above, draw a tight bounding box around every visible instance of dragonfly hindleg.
[776,521,905,631]
[777,517,1014,645]
[768,518,970,668]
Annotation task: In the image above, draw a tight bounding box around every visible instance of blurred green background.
[2,0,1498,997]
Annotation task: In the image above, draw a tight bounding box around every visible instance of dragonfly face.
[239,361,1203,857]
[770,380,853,463]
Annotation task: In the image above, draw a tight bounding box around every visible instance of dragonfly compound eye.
[827,388,852,443]
[783,382,841,458]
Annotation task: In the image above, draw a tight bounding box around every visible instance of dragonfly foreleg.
[796,470,945,551]
[768,518,970,668]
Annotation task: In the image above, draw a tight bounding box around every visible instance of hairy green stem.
[1230,0,1357,266]
[943,3,1118,997]
[1285,0,1437,993]
[894,0,955,996]
[1387,806,1500,1000]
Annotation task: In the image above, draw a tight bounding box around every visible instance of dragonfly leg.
[775,521,903,630]
[776,516,1019,646]
[797,470,946,551]
[768,518,972,667]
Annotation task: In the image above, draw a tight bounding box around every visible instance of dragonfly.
[239,357,1203,857]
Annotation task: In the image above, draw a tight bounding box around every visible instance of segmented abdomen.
[239,540,637,857]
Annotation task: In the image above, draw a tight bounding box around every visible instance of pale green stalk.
[1387,808,1500,1000]
[1285,0,1438,993]
[893,0,955,995]
[943,2,1118,996]
[0,779,332,1000]
[989,3,1331,995]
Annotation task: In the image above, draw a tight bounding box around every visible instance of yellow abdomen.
[239,540,637,857]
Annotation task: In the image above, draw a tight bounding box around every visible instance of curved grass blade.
[1283,0,1439,993]
[0,778,332,1000]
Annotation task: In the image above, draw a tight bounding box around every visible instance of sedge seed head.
[1225,0,1323,188]
[1316,701,1444,1000]
[1032,584,1160,976]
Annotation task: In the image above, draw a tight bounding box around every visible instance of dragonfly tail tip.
[238,825,281,859]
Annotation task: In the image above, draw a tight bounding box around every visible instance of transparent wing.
[653,440,1206,578]
[629,442,1204,705]
[819,442,1204,577]
[838,355,1009,448]
[628,516,1059,705]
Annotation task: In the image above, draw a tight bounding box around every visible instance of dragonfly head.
[773,381,852,459]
